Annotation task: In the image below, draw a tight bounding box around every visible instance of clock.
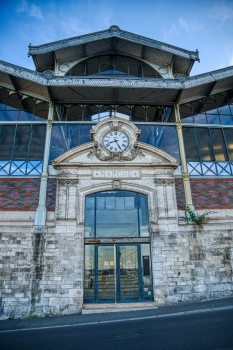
[103,131,129,153]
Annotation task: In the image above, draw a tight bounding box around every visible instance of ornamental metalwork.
[187,161,233,176]
[0,161,43,176]
[28,27,199,60]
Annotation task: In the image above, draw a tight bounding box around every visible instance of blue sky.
[0,0,233,76]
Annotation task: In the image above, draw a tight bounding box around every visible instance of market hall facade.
[0,26,233,317]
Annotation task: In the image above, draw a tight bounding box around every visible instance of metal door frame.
[84,243,153,303]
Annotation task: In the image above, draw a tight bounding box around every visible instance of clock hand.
[114,139,122,150]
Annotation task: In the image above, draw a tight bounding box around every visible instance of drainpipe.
[174,104,194,211]
[34,101,54,226]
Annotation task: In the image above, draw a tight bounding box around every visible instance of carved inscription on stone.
[92,169,141,179]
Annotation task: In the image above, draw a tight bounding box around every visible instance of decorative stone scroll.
[57,179,78,186]
[87,142,145,162]
[112,179,122,189]
[154,179,175,185]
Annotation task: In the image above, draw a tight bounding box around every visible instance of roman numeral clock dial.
[103,131,129,153]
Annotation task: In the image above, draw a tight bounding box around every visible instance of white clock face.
[103,131,129,153]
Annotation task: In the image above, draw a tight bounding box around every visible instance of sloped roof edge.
[28,26,200,61]
[0,60,232,91]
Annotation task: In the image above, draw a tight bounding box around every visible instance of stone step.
[82,302,157,314]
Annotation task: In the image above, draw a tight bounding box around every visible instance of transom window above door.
[85,191,149,238]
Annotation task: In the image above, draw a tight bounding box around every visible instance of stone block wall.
[152,225,233,305]
[0,222,84,317]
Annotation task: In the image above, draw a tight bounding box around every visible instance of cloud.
[208,1,233,23]
[17,0,43,19]
[179,17,203,34]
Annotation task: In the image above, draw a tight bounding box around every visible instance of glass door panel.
[84,245,95,301]
[119,245,139,301]
[97,246,115,301]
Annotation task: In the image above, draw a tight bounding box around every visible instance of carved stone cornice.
[154,179,175,185]
[108,120,122,131]
[57,179,78,186]
[87,142,145,162]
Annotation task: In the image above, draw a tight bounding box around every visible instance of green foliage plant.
[179,206,217,228]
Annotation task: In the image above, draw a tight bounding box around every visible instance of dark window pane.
[4,110,19,121]
[29,125,46,160]
[192,100,205,114]
[164,126,180,161]
[196,128,214,161]
[143,63,159,77]
[115,106,130,119]
[83,105,99,121]
[34,102,49,121]
[68,61,85,76]
[67,55,162,78]
[0,125,15,160]
[136,125,150,144]
[65,124,80,152]
[180,104,192,121]
[210,129,228,161]
[183,128,199,161]
[150,125,165,151]
[220,115,233,125]
[146,107,157,122]
[21,97,35,111]
[131,106,146,122]
[54,105,67,121]
[80,125,93,145]
[223,129,233,161]
[49,124,65,162]
[215,93,228,106]
[0,88,9,101]
[12,125,31,160]
[205,97,218,114]
[67,105,83,121]
[6,93,21,110]
[207,114,220,124]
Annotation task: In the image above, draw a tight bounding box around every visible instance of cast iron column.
[174,104,194,210]
[34,101,54,226]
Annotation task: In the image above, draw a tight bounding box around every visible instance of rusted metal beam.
[84,237,151,244]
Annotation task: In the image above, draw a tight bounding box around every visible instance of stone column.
[154,179,167,219]
[165,179,177,218]
[56,179,78,220]
[34,102,54,226]
[174,105,194,210]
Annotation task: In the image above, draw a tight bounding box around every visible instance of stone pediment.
[52,117,179,169]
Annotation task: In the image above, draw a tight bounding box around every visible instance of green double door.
[84,244,153,303]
